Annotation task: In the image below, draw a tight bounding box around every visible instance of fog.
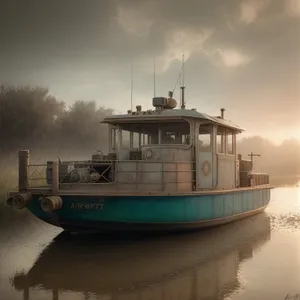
[0,84,299,185]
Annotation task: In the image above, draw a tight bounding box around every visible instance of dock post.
[52,160,59,196]
[52,288,59,300]
[24,286,29,300]
[18,150,29,192]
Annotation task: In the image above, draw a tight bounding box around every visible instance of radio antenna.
[180,54,186,109]
[130,60,133,111]
[153,56,156,97]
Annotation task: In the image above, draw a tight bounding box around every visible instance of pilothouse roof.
[101,96,243,132]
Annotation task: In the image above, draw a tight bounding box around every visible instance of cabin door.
[196,123,214,189]
[196,152,214,189]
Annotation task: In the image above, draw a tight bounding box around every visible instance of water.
[0,186,300,300]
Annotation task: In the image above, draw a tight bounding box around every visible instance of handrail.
[141,144,193,150]
[26,160,196,190]
[58,160,195,164]
[26,157,270,192]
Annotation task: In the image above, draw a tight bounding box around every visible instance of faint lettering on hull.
[70,203,104,210]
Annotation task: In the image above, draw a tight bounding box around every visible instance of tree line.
[0,84,113,161]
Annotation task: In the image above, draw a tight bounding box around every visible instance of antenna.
[182,54,185,86]
[248,152,261,163]
[248,152,261,170]
[153,56,156,97]
[180,54,186,109]
[130,60,133,111]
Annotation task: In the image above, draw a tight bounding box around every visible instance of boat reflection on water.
[12,213,271,300]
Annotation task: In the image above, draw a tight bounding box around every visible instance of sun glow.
[289,128,300,142]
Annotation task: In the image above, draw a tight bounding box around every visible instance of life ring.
[202,160,211,176]
[143,149,154,160]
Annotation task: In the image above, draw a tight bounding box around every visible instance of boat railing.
[20,152,270,193]
[25,159,196,192]
[27,164,48,187]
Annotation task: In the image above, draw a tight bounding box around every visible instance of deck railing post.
[18,150,29,192]
[162,161,165,191]
[24,286,29,300]
[52,160,59,195]
[52,288,59,300]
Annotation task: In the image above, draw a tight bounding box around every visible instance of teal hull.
[27,187,271,232]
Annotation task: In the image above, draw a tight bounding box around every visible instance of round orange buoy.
[11,193,32,209]
[41,196,63,213]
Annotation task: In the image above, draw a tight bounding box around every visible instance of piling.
[51,160,59,195]
[18,150,29,192]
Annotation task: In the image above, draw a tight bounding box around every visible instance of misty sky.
[0,0,299,144]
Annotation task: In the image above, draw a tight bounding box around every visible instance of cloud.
[115,5,153,37]
[239,0,271,24]
[218,49,252,67]
[203,48,252,68]
[156,28,213,72]
[284,0,300,17]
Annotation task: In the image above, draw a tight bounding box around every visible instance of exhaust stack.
[221,108,225,119]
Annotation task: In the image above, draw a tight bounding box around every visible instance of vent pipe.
[221,108,225,119]
[180,86,185,109]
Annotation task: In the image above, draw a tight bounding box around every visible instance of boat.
[6,78,274,233]
[11,213,271,300]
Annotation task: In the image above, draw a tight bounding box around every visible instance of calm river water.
[0,185,300,300]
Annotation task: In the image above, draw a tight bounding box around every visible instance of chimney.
[221,108,225,119]
[136,105,142,113]
[168,91,173,98]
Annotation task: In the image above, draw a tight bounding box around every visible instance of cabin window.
[161,130,176,144]
[182,134,190,144]
[115,121,190,147]
[142,133,149,145]
[227,129,234,155]
[217,126,226,154]
[132,132,140,148]
[160,130,189,144]
[199,125,212,151]
[149,133,159,144]
[159,122,190,145]
[117,129,150,148]
[121,130,130,148]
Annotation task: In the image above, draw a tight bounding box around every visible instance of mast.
[180,54,186,109]
[248,152,261,163]
[130,60,133,111]
[248,151,261,169]
[153,56,156,97]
